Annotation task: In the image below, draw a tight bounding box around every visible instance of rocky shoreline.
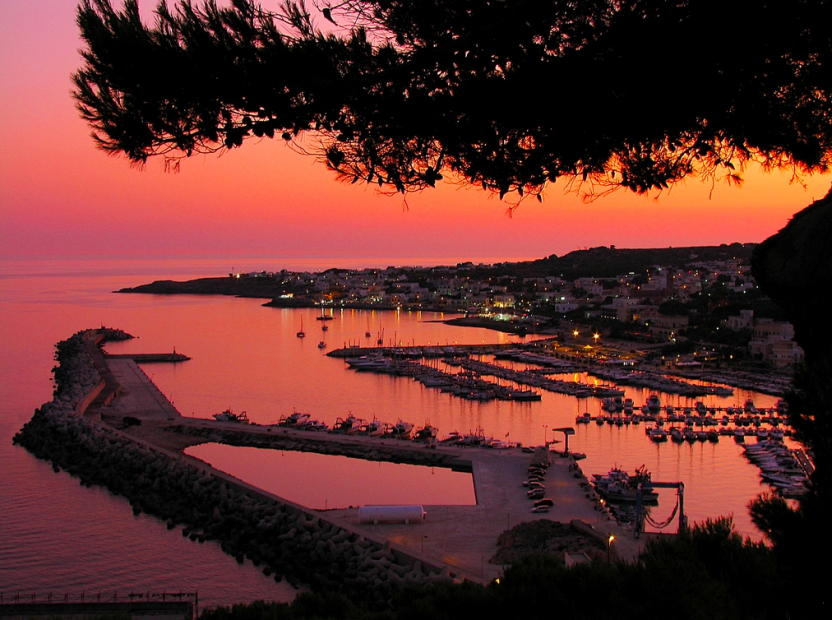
[13,330,460,602]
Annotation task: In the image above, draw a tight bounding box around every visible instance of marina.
[16,328,648,588]
[0,261,800,607]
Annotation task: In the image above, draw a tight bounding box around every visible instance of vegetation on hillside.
[199,518,784,620]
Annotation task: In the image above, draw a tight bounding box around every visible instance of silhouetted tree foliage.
[196,519,780,620]
[74,0,832,201]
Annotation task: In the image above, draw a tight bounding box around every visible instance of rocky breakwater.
[14,330,457,601]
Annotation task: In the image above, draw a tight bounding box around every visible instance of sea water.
[0,258,782,608]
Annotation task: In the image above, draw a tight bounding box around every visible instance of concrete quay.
[90,352,646,582]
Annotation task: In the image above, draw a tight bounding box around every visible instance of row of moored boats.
[345,354,542,402]
[742,440,814,498]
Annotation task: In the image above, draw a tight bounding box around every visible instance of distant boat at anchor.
[297,317,306,338]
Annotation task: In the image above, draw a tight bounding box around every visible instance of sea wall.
[14,331,456,602]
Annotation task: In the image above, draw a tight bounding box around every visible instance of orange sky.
[1,1,829,264]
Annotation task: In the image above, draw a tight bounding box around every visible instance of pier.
[105,352,191,363]
[84,334,645,578]
[17,329,646,597]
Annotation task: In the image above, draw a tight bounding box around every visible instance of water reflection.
[185,443,476,509]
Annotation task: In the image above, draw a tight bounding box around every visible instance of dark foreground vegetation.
[200,518,783,620]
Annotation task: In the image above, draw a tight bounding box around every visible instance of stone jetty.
[14,330,461,601]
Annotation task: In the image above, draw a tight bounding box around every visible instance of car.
[534,498,554,507]
[527,488,545,499]
[531,505,550,513]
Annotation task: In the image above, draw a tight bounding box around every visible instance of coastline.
[15,329,641,598]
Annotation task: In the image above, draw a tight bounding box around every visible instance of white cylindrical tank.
[358,505,426,524]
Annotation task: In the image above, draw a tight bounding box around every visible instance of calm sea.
[0,258,782,608]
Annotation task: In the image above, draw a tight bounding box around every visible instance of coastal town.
[207,244,802,375]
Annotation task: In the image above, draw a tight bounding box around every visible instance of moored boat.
[213,408,249,423]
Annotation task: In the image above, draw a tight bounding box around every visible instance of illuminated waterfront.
[0,259,786,607]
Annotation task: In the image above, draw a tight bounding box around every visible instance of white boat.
[414,421,438,442]
[213,409,249,423]
[279,410,310,427]
[332,415,363,434]
[392,420,414,438]
[361,418,387,437]
[302,419,329,432]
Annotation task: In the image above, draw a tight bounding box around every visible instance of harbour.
[15,328,646,594]
[0,260,795,607]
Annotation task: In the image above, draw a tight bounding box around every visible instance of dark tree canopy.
[74,0,832,199]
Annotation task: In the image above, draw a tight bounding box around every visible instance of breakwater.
[13,330,460,601]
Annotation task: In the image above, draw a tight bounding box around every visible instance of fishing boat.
[278,410,311,427]
[413,421,438,442]
[592,465,658,504]
[391,420,414,438]
[332,415,363,434]
[361,417,387,437]
[213,409,249,424]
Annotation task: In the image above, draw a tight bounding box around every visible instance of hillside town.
[226,244,802,374]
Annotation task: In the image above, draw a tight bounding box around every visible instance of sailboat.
[365,316,371,338]
[377,325,384,346]
[296,316,306,338]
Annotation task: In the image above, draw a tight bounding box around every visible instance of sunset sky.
[2,1,830,264]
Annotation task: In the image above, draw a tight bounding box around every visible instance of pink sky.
[1,1,830,263]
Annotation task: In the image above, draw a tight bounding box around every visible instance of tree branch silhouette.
[74,0,832,201]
